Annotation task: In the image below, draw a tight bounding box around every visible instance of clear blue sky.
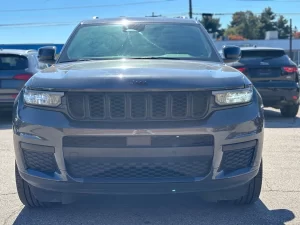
[1,0,300,44]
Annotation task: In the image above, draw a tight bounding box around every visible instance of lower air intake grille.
[23,150,57,173]
[221,147,255,172]
[65,157,212,179]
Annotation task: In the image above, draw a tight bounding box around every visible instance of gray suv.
[0,49,48,110]
[13,17,264,207]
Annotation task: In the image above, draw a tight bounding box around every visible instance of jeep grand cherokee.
[13,17,264,207]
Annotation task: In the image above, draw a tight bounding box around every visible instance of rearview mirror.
[38,46,56,64]
[222,45,241,63]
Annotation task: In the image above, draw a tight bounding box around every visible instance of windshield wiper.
[59,58,117,63]
[59,58,95,63]
[59,57,184,63]
[128,57,182,60]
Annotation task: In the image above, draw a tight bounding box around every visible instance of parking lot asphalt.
[0,109,299,225]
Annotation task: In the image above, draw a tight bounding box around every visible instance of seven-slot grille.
[66,92,210,121]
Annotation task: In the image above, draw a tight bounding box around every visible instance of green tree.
[200,15,222,37]
[276,15,290,39]
[294,26,298,33]
[224,27,238,36]
[226,11,260,39]
[259,7,277,39]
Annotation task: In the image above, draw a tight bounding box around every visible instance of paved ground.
[0,109,299,225]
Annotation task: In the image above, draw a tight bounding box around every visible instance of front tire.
[234,160,263,205]
[15,162,55,208]
[280,104,299,118]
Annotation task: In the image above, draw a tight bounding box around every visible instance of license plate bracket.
[127,136,151,146]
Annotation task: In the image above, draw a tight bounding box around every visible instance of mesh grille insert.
[131,95,147,118]
[66,157,212,179]
[221,147,255,172]
[89,95,105,118]
[151,94,167,118]
[68,95,85,118]
[110,95,126,118]
[23,150,57,173]
[172,94,188,118]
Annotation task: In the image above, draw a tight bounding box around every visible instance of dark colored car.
[0,49,48,111]
[228,47,299,117]
[13,17,264,208]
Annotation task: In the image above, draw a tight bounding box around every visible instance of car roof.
[80,17,199,25]
[0,48,37,55]
[240,47,285,51]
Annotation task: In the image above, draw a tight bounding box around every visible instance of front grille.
[23,150,57,173]
[65,157,212,179]
[63,135,214,148]
[66,92,210,121]
[220,147,255,172]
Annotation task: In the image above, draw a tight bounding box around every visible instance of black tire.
[280,104,299,118]
[15,162,55,208]
[234,160,263,205]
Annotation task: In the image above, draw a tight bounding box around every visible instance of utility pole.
[290,18,293,59]
[189,0,192,19]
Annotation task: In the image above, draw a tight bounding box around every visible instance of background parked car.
[228,47,300,117]
[0,49,48,111]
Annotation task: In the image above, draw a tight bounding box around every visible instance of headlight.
[212,87,253,106]
[23,89,64,107]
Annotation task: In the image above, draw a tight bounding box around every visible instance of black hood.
[26,59,250,91]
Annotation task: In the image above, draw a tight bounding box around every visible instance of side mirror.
[222,45,241,63]
[38,46,56,64]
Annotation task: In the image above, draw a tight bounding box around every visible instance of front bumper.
[13,96,264,198]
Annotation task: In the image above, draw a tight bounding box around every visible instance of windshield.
[58,23,220,63]
[0,54,28,70]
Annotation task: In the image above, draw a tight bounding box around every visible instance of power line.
[237,0,300,1]
[0,22,76,27]
[0,11,188,28]
[0,0,175,13]
[193,12,300,16]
